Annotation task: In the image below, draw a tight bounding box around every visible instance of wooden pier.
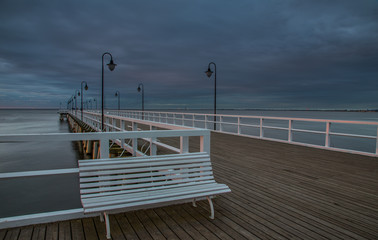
[1,132,378,239]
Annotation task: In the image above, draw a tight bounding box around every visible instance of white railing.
[101,110,378,157]
[70,111,209,156]
[0,129,210,228]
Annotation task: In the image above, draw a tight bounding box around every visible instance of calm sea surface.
[0,109,377,218]
[0,109,81,218]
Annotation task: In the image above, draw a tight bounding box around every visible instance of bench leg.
[207,196,214,219]
[192,198,197,207]
[104,212,111,239]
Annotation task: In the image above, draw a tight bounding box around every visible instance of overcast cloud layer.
[0,0,377,110]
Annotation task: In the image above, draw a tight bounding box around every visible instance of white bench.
[78,152,231,239]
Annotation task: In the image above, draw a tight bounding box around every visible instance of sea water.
[0,109,82,218]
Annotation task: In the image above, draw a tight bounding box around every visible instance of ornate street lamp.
[205,62,217,130]
[115,91,120,111]
[101,52,117,131]
[80,81,88,121]
[137,83,144,119]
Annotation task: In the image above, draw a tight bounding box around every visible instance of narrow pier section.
[1,132,377,239]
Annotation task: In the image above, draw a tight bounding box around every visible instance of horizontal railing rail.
[99,110,378,157]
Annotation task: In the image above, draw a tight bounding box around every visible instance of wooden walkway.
[1,132,378,239]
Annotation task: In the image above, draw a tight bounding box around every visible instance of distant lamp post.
[93,98,97,110]
[89,99,92,110]
[205,62,217,130]
[115,91,120,111]
[101,52,117,131]
[137,83,144,119]
[80,81,88,121]
[75,90,80,116]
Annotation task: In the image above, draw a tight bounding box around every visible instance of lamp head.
[205,67,213,78]
[84,84,88,91]
[137,86,141,92]
[78,92,80,96]
[107,59,117,71]
[115,92,118,97]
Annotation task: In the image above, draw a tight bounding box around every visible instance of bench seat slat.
[80,171,214,189]
[79,163,212,178]
[80,167,213,183]
[79,152,206,165]
[82,182,225,205]
[79,157,210,172]
[84,188,230,213]
[80,168,213,185]
[81,178,216,196]
[82,183,230,211]
[79,153,208,167]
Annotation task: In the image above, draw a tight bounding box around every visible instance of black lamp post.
[101,52,117,131]
[115,91,120,111]
[93,98,97,110]
[81,81,88,121]
[205,62,217,130]
[74,90,80,116]
[89,99,92,110]
[137,83,144,119]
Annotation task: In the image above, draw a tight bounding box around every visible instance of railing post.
[100,136,109,159]
[260,118,264,138]
[220,116,223,132]
[288,120,293,142]
[150,126,157,155]
[120,120,125,148]
[180,136,189,154]
[238,117,241,135]
[205,115,208,129]
[376,127,378,155]
[325,122,331,147]
[200,132,211,154]
[132,122,138,156]
[192,115,195,127]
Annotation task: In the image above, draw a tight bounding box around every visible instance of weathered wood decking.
[1,132,378,239]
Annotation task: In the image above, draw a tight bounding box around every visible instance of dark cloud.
[0,0,377,109]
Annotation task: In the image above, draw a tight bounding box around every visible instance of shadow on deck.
[1,132,378,239]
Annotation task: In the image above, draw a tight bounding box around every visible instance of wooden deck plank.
[58,221,71,240]
[114,213,139,240]
[70,219,85,240]
[82,218,98,240]
[92,217,108,240]
[170,204,219,239]
[153,208,193,240]
[161,207,206,240]
[0,229,6,240]
[31,225,46,240]
[107,215,126,240]
[184,201,248,240]
[4,228,20,240]
[18,225,33,240]
[180,203,234,240]
[125,212,152,240]
[45,222,58,240]
[144,209,178,239]
[213,162,374,239]
[134,211,165,240]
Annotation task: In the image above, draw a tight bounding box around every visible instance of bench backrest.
[78,152,214,199]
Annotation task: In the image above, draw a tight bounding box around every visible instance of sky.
[0,0,377,110]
